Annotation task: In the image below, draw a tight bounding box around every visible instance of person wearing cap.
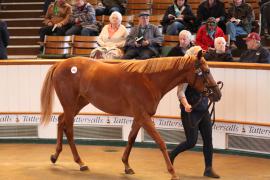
[226,0,254,49]
[123,12,164,59]
[239,32,270,63]
[204,37,233,62]
[168,46,220,179]
[0,20,9,59]
[196,17,225,51]
[161,0,196,35]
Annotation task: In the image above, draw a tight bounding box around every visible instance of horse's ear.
[197,50,203,60]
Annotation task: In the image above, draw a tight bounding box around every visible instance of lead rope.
[187,81,223,128]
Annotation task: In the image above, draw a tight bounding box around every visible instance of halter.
[191,60,218,97]
[188,61,224,128]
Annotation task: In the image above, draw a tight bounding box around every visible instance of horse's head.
[187,50,222,102]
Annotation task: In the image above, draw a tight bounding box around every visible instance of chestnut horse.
[40,53,221,180]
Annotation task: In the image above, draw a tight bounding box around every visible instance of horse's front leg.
[51,113,64,164]
[64,115,88,171]
[122,121,141,174]
[142,119,180,180]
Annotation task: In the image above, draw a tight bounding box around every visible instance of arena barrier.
[0,59,270,155]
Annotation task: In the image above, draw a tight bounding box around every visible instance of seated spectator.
[65,0,99,36]
[260,0,270,38]
[167,30,193,56]
[90,11,128,59]
[197,0,226,31]
[239,32,270,63]
[40,0,72,43]
[196,17,225,51]
[43,0,54,15]
[95,0,126,16]
[161,0,196,35]
[0,20,9,60]
[204,37,233,62]
[226,0,254,49]
[123,11,164,60]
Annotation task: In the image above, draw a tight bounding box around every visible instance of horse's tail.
[40,63,58,125]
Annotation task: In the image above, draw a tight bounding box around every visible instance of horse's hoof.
[50,155,57,164]
[171,176,180,180]
[125,168,135,174]
[80,165,89,171]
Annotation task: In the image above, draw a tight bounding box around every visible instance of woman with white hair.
[168,44,220,179]
[167,30,194,56]
[90,11,128,59]
[204,37,233,62]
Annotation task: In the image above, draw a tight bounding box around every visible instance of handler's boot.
[204,167,220,178]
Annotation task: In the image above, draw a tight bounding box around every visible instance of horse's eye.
[195,68,203,76]
[205,70,210,74]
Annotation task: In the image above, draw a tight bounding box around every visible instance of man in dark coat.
[0,20,9,59]
[240,32,270,63]
[197,0,226,31]
[123,12,164,59]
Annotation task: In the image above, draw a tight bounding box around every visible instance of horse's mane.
[119,56,195,74]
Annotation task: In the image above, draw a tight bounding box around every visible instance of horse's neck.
[147,68,189,97]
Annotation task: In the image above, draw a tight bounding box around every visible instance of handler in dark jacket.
[0,20,9,59]
[167,46,220,179]
[240,32,270,63]
[161,0,196,35]
[123,12,164,59]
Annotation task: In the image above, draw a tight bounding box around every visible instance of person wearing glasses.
[196,17,225,51]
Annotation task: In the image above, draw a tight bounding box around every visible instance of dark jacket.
[204,49,233,62]
[239,46,270,63]
[124,24,164,56]
[227,2,254,33]
[181,86,209,112]
[161,4,196,33]
[102,0,126,8]
[167,43,193,57]
[0,20,9,59]
[197,0,226,28]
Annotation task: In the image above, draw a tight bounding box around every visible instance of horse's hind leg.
[63,96,89,171]
[50,113,65,164]
[122,120,141,174]
[142,119,179,180]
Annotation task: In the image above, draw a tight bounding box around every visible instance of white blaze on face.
[71,66,77,74]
